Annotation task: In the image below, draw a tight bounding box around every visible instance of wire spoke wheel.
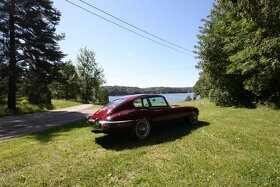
[134,120,151,140]
[189,111,198,125]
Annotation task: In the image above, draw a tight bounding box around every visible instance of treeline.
[194,0,280,108]
[0,1,107,111]
[105,86,192,96]
[50,47,108,104]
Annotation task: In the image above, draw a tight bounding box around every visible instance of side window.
[142,98,150,107]
[133,98,150,108]
[133,99,142,108]
[149,96,168,107]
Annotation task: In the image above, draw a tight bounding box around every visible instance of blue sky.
[53,0,214,88]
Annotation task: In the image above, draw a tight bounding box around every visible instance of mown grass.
[0,98,85,117]
[88,104,103,110]
[51,99,86,109]
[0,99,280,186]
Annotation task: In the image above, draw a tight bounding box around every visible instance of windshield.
[105,98,126,107]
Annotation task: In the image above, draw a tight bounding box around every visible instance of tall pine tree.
[0,0,64,109]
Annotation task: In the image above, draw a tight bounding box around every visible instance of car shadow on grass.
[30,118,88,143]
[95,120,210,151]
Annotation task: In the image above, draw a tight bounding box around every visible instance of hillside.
[105,86,193,96]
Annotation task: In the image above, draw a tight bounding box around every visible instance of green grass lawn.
[0,98,85,117]
[1,99,280,186]
[88,104,103,110]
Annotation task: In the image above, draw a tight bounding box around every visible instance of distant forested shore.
[105,86,192,96]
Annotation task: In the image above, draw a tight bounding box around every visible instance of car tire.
[189,111,198,125]
[132,119,151,140]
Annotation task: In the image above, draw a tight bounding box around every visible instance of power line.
[65,0,192,56]
[79,0,193,53]
[64,0,194,56]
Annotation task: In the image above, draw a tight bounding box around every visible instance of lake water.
[109,93,199,103]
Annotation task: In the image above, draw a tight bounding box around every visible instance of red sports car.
[88,94,199,140]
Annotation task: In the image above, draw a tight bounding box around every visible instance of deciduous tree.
[76,47,106,103]
[195,0,280,107]
[50,60,79,100]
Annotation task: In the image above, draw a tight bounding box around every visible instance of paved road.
[0,104,97,141]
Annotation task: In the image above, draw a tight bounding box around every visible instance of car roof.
[121,94,164,101]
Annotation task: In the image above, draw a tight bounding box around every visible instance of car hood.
[171,105,196,109]
[171,105,199,113]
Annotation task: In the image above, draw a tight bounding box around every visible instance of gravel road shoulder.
[0,104,97,141]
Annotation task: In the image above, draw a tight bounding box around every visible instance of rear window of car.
[106,99,126,107]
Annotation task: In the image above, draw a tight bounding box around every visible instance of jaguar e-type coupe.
[88,94,199,140]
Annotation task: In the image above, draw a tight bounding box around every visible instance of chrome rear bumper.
[87,119,102,130]
[87,119,134,132]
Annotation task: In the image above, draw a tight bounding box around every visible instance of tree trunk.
[95,88,99,103]
[8,0,16,110]
[85,79,89,103]
[65,83,69,100]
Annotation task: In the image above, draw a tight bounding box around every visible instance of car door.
[132,97,151,119]
[148,96,174,122]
